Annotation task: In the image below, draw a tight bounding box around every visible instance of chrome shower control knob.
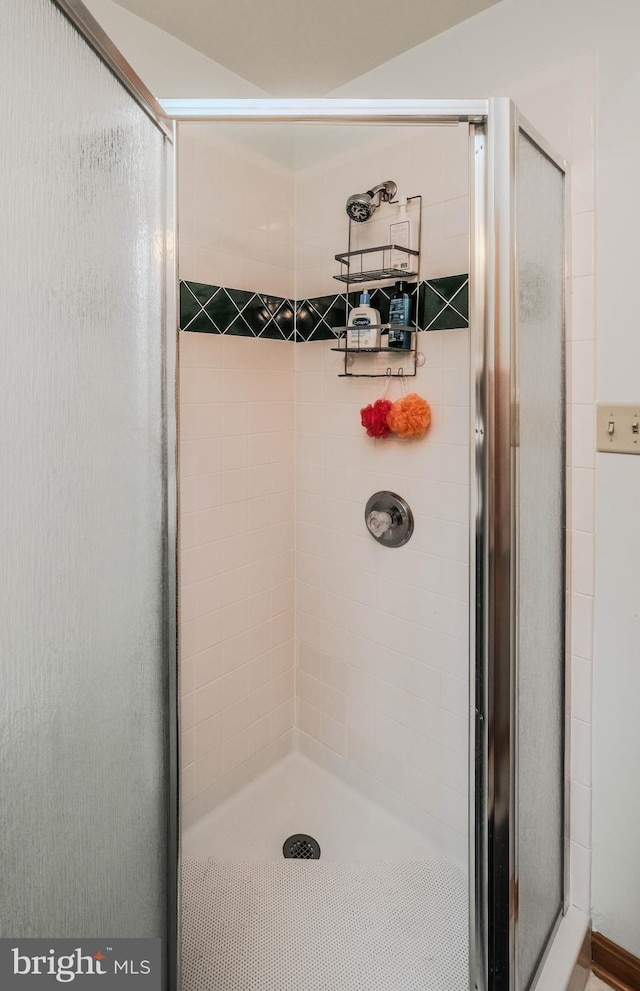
[364,491,414,548]
[367,510,392,537]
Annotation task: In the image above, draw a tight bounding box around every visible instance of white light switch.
[596,403,640,454]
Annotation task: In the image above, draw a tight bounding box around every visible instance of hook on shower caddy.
[331,194,424,378]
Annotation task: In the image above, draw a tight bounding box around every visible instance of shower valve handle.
[367,510,393,537]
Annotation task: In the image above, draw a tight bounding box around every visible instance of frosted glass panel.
[515,132,565,989]
[0,0,170,938]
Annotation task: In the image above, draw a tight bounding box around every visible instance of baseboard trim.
[592,933,640,991]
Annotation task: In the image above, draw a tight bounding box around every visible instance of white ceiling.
[113,0,501,96]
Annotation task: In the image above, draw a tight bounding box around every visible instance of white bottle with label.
[347,290,381,348]
[389,197,416,274]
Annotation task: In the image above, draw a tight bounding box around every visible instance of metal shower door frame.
[163,95,519,991]
[474,99,569,991]
[50,2,179,988]
[159,95,570,991]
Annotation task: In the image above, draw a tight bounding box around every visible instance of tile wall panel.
[178,123,295,299]
[295,331,471,860]
[179,332,295,806]
[294,123,470,301]
[292,123,471,860]
[178,124,296,807]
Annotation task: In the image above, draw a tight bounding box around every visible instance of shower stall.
[1,3,572,991]
[167,101,568,991]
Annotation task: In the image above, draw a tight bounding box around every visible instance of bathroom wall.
[295,124,469,300]
[178,125,296,807]
[178,123,294,298]
[294,125,470,864]
[332,31,598,928]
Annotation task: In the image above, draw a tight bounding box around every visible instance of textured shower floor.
[181,752,468,990]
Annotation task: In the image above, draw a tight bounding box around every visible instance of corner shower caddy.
[331,195,423,378]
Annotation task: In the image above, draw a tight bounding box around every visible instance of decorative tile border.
[180,282,295,340]
[180,275,468,342]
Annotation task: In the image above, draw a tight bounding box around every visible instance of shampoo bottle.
[347,290,381,348]
[388,281,412,350]
[390,197,414,273]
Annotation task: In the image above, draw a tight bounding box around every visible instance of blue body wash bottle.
[388,281,412,350]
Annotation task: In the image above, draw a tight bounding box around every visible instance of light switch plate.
[596,403,640,454]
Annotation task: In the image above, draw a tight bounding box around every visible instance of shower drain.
[282,834,321,860]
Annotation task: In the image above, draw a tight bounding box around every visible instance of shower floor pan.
[181,752,468,989]
[182,855,468,991]
[182,751,448,862]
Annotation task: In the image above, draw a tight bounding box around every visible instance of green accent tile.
[271,301,294,339]
[429,304,469,331]
[420,284,451,328]
[180,282,205,329]
[185,310,217,334]
[178,276,468,339]
[261,323,286,340]
[242,295,271,332]
[227,287,253,309]
[450,280,469,323]
[185,281,219,306]
[420,276,469,330]
[204,292,242,333]
[325,297,348,330]
[430,274,467,298]
[295,302,315,342]
[225,315,253,337]
[263,294,285,314]
[307,294,336,318]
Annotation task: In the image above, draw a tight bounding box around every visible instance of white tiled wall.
[295,124,470,299]
[178,123,295,298]
[179,332,295,805]
[178,123,296,807]
[178,121,471,847]
[295,333,470,862]
[293,126,470,862]
[177,120,471,846]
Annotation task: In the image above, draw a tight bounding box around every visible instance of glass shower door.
[0,0,176,976]
[513,127,566,991]
[473,100,566,991]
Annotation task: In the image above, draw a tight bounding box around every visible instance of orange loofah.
[387,393,431,439]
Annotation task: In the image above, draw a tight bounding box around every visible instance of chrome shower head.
[345,180,397,223]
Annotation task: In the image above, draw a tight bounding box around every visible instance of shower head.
[345,180,397,223]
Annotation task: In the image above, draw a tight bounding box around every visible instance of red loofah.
[360,398,393,438]
[387,393,431,438]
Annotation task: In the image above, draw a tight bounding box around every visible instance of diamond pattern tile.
[179,276,468,341]
[420,276,469,331]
